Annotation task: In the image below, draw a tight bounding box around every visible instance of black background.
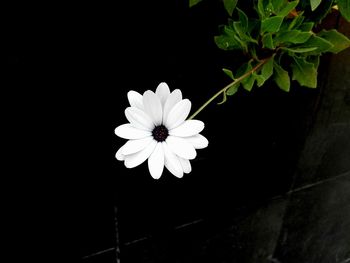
[4,0,321,260]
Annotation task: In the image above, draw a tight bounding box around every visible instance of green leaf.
[214,33,241,50]
[261,58,274,80]
[317,29,350,54]
[223,0,238,16]
[223,68,235,79]
[242,75,255,91]
[257,0,266,19]
[275,30,312,44]
[189,0,203,8]
[273,62,290,91]
[261,16,284,33]
[307,55,320,70]
[271,0,285,12]
[281,47,318,53]
[233,22,247,40]
[233,33,248,52]
[237,8,248,31]
[262,33,275,49]
[233,27,259,45]
[277,1,298,17]
[298,22,314,32]
[253,72,266,87]
[265,2,275,16]
[226,82,240,95]
[338,0,350,22]
[253,58,274,88]
[237,61,256,92]
[310,0,322,11]
[296,35,334,55]
[291,56,317,88]
[288,12,305,30]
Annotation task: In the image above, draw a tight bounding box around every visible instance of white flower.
[114,82,208,179]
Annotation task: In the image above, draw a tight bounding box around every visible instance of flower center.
[152,125,169,142]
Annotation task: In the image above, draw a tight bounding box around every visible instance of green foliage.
[223,68,235,79]
[273,61,290,92]
[297,35,334,55]
[262,33,275,49]
[291,56,318,88]
[190,0,350,104]
[274,30,312,44]
[261,58,274,80]
[241,61,256,91]
[254,57,274,87]
[189,0,203,8]
[338,0,350,22]
[214,8,258,53]
[318,29,350,53]
[310,0,322,11]
[299,22,314,32]
[261,16,284,33]
[224,0,238,16]
[226,82,240,95]
[277,1,299,17]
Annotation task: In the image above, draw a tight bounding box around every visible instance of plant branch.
[188,57,271,120]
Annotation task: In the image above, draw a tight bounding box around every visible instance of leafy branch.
[188,57,271,120]
[188,0,350,118]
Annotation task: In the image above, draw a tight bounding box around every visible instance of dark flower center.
[152,125,169,142]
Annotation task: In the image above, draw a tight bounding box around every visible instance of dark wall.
[4,1,328,260]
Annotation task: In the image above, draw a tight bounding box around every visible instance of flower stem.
[188,58,270,120]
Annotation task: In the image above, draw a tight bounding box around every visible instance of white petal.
[163,89,182,124]
[166,136,196,160]
[165,99,191,130]
[124,140,157,168]
[125,107,154,131]
[143,90,163,125]
[155,82,170,106]
[169,120,204,137]
[115,146,125,161]
[115,124,152,139]
[148,143,164,179]
[162,142,183,178]
[127,91,144,110]
[179,157,191,174]
[121,136,153,155]
[185,134,209,149]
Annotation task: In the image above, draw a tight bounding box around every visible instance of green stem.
[188,58,270,120]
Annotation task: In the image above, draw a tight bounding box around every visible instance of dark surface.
[4,0,350,262]
[275,172,350,263]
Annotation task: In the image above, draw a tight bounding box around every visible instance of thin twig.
[188,57,270,120]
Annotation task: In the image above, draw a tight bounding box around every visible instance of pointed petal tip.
[127,90,144,110]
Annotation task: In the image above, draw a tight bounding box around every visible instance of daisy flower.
[114,82,208,179]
